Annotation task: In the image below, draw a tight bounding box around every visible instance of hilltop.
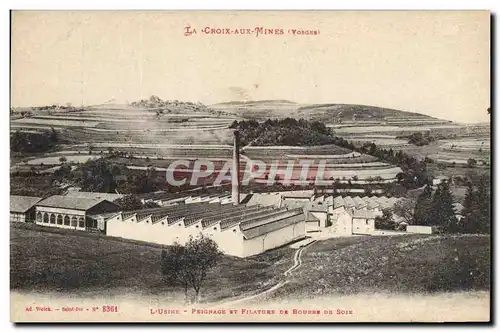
[211,100,448,123]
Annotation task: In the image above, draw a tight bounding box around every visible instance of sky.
[11,11,490,123]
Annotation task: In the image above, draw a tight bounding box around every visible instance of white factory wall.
[241,219,306,258]
[406,225,433,234]
[106,212,306,258]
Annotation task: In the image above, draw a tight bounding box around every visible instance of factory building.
[10,195,43,223]
[34,195,121,231]
[105,202,306,257]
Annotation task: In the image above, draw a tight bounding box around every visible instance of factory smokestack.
[232,130,240,205]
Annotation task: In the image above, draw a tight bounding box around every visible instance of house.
[10,195,42,223]
[35,195,121,231]
[321,195,405,235]
[352,209,376,235]
[281,199,328,232]
[329,196,353,235]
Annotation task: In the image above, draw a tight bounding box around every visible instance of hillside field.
[265,234,490,302]
[10,223,294,304]
[11,222,490,307]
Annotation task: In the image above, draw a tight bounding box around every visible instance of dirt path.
[215,239,317,306]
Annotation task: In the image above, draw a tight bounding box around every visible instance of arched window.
[71,216,77,227]
[43,213,49,223]
[64,215,70,226]
[36,212,42,222]
[78,217,85,228]
[57,215,63,225]
[49,214,56,224]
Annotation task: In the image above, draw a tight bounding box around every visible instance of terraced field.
[440,138,490,152]
[10,105,236,145]
[13,101,487,187]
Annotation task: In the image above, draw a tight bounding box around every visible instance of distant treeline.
[229,118,335,146]
[10,128,59,153]
[229,118,430,189]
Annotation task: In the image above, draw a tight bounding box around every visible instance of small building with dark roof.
[35,195,121,231]
[10,195,43,223]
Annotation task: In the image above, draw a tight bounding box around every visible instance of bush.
[10,128,59,153]
[375,209,395,230]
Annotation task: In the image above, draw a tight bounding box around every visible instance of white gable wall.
[353,217,375,235]
[311,211,328,228]
[212,227,244,257]
[242,219,305,258]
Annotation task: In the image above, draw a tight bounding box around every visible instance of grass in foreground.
[10,223,293,303]
[269,234,490,301]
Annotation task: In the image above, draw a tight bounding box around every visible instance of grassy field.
[10,223,294,304]
[267,234,490,301]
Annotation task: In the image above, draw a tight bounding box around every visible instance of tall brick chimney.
[232,130,240,205]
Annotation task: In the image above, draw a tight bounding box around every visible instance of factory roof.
[37,195,118,211]
[10,195,43,213]
[64,191,123,202]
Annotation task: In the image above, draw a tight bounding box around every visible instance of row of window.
[36,212,85,228]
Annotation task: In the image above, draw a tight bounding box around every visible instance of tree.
[462,183,475,218]
[407,132,433,146]
[161,235,222,303]
[413,185,433,225]
[462,176,491,234]
[393,198,416,225]
[49,127,58,142]
[76,158,118,193]
[10,129,59,153]
[473,177,491,233]
[467,158,477,168]
[430,181,458,232]
[54,164,72,179]
[115,195,144,211]
[161,243,190,302]
[375,209,395,230]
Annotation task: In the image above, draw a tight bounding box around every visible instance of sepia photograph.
[9,10,491,323]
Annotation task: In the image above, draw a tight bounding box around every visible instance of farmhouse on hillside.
[10,195,43,223]
[35,195,121,231]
